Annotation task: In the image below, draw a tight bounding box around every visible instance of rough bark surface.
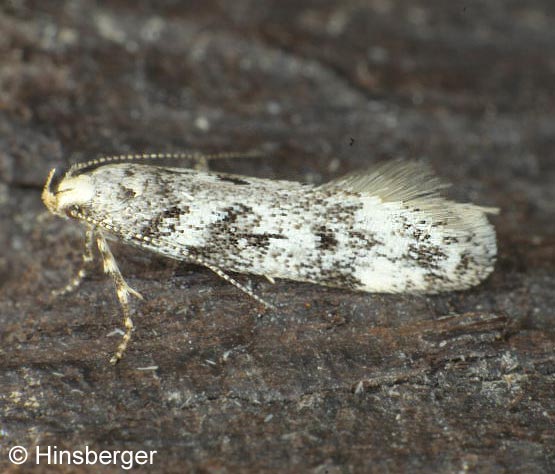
[0,1,553,473]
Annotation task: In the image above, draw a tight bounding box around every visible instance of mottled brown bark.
[1,1,553,472]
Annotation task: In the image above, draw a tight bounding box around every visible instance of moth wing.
[318,159,450,202]
[318,159,498,214]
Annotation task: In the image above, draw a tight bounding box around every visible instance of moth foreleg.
[95,232,143,364]
[51,225,95,299]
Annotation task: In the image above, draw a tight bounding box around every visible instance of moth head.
[42,168,95,217]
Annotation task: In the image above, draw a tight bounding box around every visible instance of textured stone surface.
[0,1,553,472]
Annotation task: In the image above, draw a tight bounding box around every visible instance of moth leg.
[95,232,143,364]
[192,256,276,310]
[265,275,276,284]
[51,225,95,299]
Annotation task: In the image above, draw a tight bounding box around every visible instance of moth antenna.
[67,151,263,176]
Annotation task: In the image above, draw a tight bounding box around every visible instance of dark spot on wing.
[349,231,381,249]
[243,233,286,249]
[121,186,136,199]
[140,205,191,238]
[220,204,254,223]
[163,205,187,219]
[407,243,447,271]
[315,226,338,250]
[455,252,472,273]
[302,266,361,289]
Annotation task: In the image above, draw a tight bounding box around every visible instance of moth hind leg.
[192,255,276,310]
[50,225,95,300]
[95,232,143,364]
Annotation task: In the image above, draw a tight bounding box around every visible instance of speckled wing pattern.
[73,161,497,294]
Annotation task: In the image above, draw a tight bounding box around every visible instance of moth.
[42,153,498,363]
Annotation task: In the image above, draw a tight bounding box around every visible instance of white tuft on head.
[42,170,95,217]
